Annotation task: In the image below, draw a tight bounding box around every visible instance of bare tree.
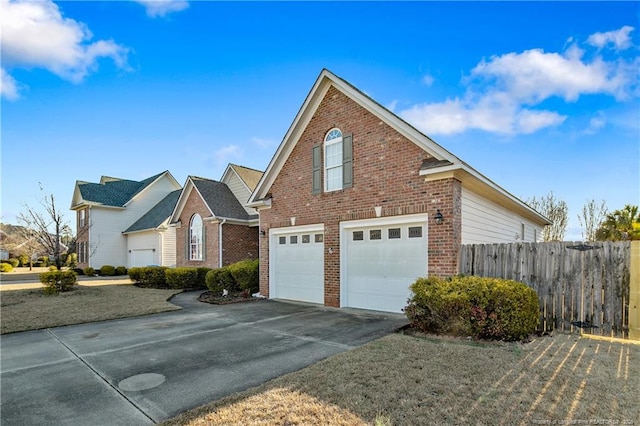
[527,191,569,241]
[578,199,607,241]
[17,185,71,270]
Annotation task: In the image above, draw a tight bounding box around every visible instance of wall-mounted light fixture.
[152,248,156,252]
[259,229,266,236]
[434,209,444,225]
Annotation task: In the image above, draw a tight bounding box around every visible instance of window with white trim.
[324,128,343,191]
[190,214,203,261]
[79,209,86,228]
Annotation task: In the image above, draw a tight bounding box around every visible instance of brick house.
[71,171,182,269]
[248,69,550,313]
[170,164,263,269]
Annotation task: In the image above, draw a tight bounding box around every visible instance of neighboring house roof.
[248,69,550,226]
[123,190,181,234]
[192,177,257,221]
[170,174,259,224]
[71,171,180,209]
[226,164,263,192]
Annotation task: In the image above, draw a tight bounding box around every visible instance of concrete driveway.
[1,292,407,425]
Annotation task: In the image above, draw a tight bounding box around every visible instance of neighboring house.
[70,171,182,269]
[170,164,263,269]
[0,223,66,261]
[247,69,551,313]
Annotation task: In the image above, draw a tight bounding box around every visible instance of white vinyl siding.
[461,188,542,244]
[87,174,181,268]
[161,227,176,267]
[223,172,254,216]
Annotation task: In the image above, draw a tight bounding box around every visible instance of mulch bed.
[198,291,265,305]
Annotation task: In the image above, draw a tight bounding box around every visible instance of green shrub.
[404,276,540,342]
[196,267,211,289]
[7,258,20,267]
[83,267,96,276]
[115,266,127,276]
[166,267,199,289]
[39,270,77,295]
[228,259,259,294]
[0,263,13,273]
[100,265,116,276]
[128,267,141,282]
[38,256,50,267]
[65,253,78,268]
[48,265,58,271]
[205,266,237,295]
[18,254,29,267]
[129,266,168,288]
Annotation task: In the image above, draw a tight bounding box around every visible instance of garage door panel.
[271,227,324,305]
[343,218,427,313]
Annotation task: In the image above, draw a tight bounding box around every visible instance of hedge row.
[404,275,540,342]
[129,266,211,290]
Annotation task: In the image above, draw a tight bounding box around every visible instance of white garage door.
[131,249,155,267]
[270,224,324,304]
[341,215,428,313]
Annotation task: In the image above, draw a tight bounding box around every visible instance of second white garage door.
[341,214,428,313]
[269,224,325,304]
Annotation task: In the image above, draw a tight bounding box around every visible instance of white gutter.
[218,218,227,268]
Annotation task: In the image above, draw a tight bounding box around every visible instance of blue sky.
[1,0,638,240]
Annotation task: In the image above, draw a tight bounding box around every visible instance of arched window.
[190,214,203,261]
[324,128,343,191]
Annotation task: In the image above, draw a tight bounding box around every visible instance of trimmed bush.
[48,265,58,271]
[83,267,96,276]
[100,265,116,276]
[165,267,199,289]
[38,256,50,267]
[404,275,540,341]
[128,267,141,282]
[115,266,127,276]
[73,268,85,275]
[0,263,13,273]
[196,267,212,289]
[39,270,77,295]
[129,266,168,288]
[7,258,20,268]
[205,266,237,295]
[228,259,259,294]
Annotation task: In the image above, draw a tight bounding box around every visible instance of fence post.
[630,241,640,341]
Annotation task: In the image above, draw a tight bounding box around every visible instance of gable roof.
[248,69,550,226]
[71,171,179,209]
[170,176,258,224]
[225,164,264,192]
[123,190,182,234]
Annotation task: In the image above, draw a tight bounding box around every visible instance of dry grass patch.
[0,284,182,334]
[164,333,639,426]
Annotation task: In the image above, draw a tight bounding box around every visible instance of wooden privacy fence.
[459,241,632,338]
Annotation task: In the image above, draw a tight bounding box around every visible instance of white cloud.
[421,74,434,87]
[251,137,276,149]
[386,99,399,112]
[212,144,243,166]
[583,112,606,134]
[400,26,638,136]
[0,0,129,98]
[587,26,634,50]
[1,68,20,101]
[134,0,189,18]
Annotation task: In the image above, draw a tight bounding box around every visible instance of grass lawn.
[0,284,182,334]
[163,332,639,426]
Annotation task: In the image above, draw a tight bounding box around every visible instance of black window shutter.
[312,143,322,194]
[342,133,353,188]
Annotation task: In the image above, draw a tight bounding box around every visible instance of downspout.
[218,219,227,268]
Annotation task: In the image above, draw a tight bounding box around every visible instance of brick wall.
[221,224,259,265]
[258,85,461,307]
[175,189,220,269]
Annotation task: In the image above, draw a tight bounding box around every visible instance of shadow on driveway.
[1,291,408,425]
